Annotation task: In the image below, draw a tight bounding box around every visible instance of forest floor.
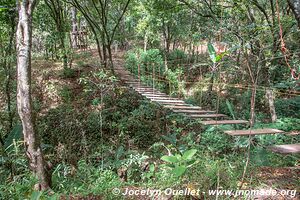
[29,49,300,199]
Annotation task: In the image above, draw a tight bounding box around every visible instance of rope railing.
[125,64,300,96]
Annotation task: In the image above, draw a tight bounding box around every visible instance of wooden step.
[159,102,189,105]
[127,81,143,84]
[138,90,162,92]
[136,90,161,93]
[151,99,185,103]
[146,96,180,100]
[189,114,227,118]
[134,87,158,91]
[224,128,284,136]
[133,87,153,89]
[201,120,248,125]
[122,79,136,81]
[164,105,203,110]
[139,91,166,95]
[173,109,215,114]
[126,81,140,83]
[268,143,300,154]
[141,94,171,97]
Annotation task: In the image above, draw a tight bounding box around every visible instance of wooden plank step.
[134,87,158,91]
[135,89,160,93]
[138,91,166,95]
[132,86,150,89]
[126,81,140,83]
[137,91,163,95]
[189,114,227,118]
[201,120,248,125]
[146,96,180,100]
[159,102,189,105]
[164,105,202,110]
[151,99,185,103]
[141,94,171,97]
[224,128,284,136]
[122,79,136,81]
[268,143,300,154]
[127,82,144,85]
[173,109,215,114]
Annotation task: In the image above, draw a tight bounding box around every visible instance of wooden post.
[138,63,141,88]
[152,63,155,95]
[178,64,180,98]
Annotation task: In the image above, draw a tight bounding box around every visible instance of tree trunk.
[4,18,16,133]
[16,0,51,190]
[265,89,277,122]
[60,34,68,69]
[287,0,300,29]
[71,7,78,48]
[144,33,148,51]
[250,84,257,127]
[107,43,114,74]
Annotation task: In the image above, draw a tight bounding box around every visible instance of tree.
[44,0,69,68]
[70,0,131,71]
[16,0,51,190]
[288,0,300,29]
[0,0,16,140]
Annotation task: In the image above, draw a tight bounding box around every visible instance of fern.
[226,99,236,120]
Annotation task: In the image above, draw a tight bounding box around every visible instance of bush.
[61,68,76,79]
[275,96,300,118]
[167,49,187,67]
[59,86,74,103]
[124,48,165,79]
[124,50,139,75]
[102,88,165,148]
[38,105,102,164]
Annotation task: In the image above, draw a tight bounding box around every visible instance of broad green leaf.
[172,165,187,177]
[149,164,155,172]
[175,153,182,160]
[30,191,43,200]
[161,155,178,163]
[216,51,227,62]
[207,43,217,63]
[48,194,59,200]
[4,124,22,150]
[115,146,124,160]
[182,149,197,160]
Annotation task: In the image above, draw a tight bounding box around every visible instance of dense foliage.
[0,0,299,199]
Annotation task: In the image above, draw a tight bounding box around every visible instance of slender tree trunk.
[95,36,103,62]
[287,0,300,29]
[265,89,277,122]
[71,7,78,48]
[16,0,51,190]
[144,33,148,52]
[59,34,68,69]
[107,43,114,74]
[208,63,215,107]
[250,85,257,127]
[5,19,16,133]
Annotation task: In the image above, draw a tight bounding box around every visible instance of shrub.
[59,86,74,103]
[61,68,76,79]
[167,49,187,67]
[275,96,300,118]
[38,106,102,164]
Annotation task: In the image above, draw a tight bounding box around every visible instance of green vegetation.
[0,0,299,199]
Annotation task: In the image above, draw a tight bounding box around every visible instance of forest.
[0,0,300,199]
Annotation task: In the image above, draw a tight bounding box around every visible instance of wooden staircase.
[114,66,298,155]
